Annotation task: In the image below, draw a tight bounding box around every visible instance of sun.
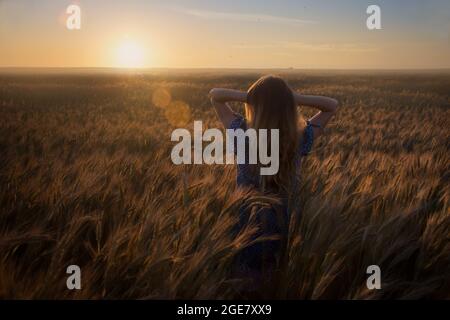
[115,39,145,68]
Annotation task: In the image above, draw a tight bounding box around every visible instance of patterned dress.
[228,114,314,188]
[228,114,315,289]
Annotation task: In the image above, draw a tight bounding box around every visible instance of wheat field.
[0,70,449,299]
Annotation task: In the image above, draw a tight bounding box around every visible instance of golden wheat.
[0,71,449,299]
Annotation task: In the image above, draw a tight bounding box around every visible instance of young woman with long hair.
[209,75,339,294]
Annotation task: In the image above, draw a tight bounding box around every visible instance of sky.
[0,0,449,69]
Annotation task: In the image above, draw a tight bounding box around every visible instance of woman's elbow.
[209,88,220,100]
[331,99,339,113]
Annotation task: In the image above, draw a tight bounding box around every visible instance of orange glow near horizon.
[0,1,449,69]
[114,38,146,69]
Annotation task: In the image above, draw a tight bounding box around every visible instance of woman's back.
[208,75,338,295]
[228,113,315,193]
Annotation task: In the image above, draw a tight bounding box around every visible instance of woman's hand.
[209,88,247,129]
[293,91,339,139]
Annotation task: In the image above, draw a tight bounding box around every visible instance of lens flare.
[152,88,172,108]
[165,101,191,127]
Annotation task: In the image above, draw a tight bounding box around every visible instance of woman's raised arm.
[209,88,247,128]
[293,92,339,138]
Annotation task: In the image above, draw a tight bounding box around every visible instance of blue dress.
[228,114,314,287]
[228,115,314,188]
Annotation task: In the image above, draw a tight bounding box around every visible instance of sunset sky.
[0,0,449,69]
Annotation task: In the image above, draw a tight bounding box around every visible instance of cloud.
[171,6,317,26]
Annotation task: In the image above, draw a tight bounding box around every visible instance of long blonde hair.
[245,75,305,193]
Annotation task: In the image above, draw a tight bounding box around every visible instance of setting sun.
[115,39,145,68]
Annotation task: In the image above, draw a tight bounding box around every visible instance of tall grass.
[0,71,449,299]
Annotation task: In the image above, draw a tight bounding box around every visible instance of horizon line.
[1,66,450,72]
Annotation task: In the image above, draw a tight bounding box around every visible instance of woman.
[209,75,339,294]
